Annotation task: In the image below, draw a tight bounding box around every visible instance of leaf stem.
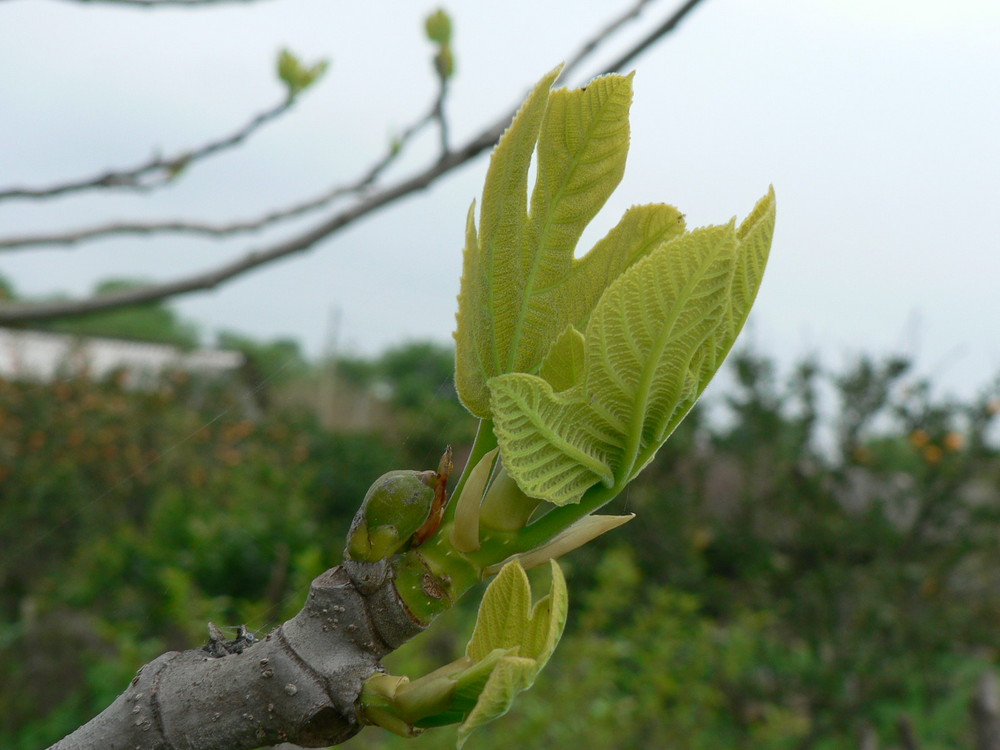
[443,419,497,526]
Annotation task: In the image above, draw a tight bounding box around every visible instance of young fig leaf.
[489,190,776,505]
[456,559,567,747]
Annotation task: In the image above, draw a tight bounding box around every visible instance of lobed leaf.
[454,70,676,417]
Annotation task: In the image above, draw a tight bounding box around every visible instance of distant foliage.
[344,348,1000,750]
[42,279,201,348]
[3,347,1000,748]
[0,368,401,748]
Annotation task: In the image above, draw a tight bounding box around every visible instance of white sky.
[1,0,998,397]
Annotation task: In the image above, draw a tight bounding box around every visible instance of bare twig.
[433,79,451,155]
[559,0,658,82]
[0,99,444,251]
[0,0,708,323]
[0,128,501,322]
[595,0,707,76]
[973,672,1000,750]
[0,96,296,202]
[0,55,453,252]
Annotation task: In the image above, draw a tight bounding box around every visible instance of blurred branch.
[559,0,658,81]
[432,77,451,155]
[0,132,499,322]
[594,0,707,76]
[45,0,276,5]
[0,96,297,202]
[0,82,452,251]
[0,0,707,323]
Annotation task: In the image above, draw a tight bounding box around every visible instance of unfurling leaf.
[359,560,567,748]
[456,559,567,746]
[489,190,776,505]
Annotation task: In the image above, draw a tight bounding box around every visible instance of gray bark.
[49,560,423,750]
[896,715,920,750]
[973,671,1000,750]
[858,721,879,750]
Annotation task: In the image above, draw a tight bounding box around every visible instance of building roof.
[0,327,243,385]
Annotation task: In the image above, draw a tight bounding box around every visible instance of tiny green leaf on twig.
[276,48,329,98]
[458,559,567,745]
[425,8,456,80]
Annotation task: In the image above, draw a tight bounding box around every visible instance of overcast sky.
[2,0,998,398]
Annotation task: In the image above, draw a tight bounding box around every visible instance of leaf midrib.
[617,241,732,486]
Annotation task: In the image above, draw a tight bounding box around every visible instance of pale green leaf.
[467,559,567,661]
[586,223,737,471]
[450,647,516,712]
[531,205,686,394]
[539,326,586,391]
[552,203,685,327]
[455,67,561,416]
[488,375,616,505]
[455,655,537,749]
[519,560,567,667]
[466,559,532,661]
[488,193,775,504]
[455,70,643,416]
[729,187,776,343]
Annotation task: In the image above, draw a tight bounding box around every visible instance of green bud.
[478,465,541,532]
[424,9,452,46]
[346,470,437,562]
[433,46,455,81]
[450,448,498,553]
